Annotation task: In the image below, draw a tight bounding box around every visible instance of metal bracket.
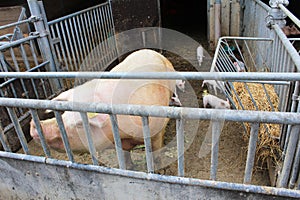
[28,15,42,23]
[292,94,300,101]
[269,0,289,8]
[266,2,287,28]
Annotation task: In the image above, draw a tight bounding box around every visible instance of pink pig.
[203,93,230,109]
[30,49,176,168]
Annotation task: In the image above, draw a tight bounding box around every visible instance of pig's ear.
[88,113,109,128]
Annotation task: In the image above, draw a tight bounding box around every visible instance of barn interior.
[161,0,207,43]
[3,0,296,191]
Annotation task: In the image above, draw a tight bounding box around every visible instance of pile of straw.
[232,82,282,166]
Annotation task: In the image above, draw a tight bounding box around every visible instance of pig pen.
[1,0,300,199]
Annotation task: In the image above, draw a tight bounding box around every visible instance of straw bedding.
[231,82,282,167]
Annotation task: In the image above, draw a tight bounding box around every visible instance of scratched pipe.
[0,98,300,125]
[0,71,300,81]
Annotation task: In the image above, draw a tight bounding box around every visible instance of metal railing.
[47,1,118,74]
[0,71,300,185]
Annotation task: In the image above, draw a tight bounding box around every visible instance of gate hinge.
[269,0,289,8]
[28,15,43,23]
[292,94,300,101]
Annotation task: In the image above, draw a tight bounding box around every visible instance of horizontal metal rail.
[0,98,299,124]
[0,35,39,51]
[0,71,300,81]
[48,1,109,25]
[0,18,33,31]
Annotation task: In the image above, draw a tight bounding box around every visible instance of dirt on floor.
[19,29,270,186]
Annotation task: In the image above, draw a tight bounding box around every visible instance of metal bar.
[68,18,81,71]
[6,107,29,154]
[0,35,39,51]
[1,72,300,81]
[244,123,260,184]
[288,128,300,189]
[277,125,300,188]
[0,18,32,30]
[109,114,126,170]
[0,124,11,152]
[283,81,300,152]
[278,3,300,29]
[210,120,222,181]
[176,119,184,177]
[273,24,300,71]
[59,21,73,71]
[47,1,109,25]
[1,97,300,125]
[54,111,74,162]
[142,116,154,173]
[29,109,51,157]
[27,0,60,90]
[65,18,79,71]
[72,16,85,66]
[79,112,99,165]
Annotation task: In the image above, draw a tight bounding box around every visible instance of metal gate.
[0,0,300,199]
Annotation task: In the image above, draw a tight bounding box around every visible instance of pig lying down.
[30,49,176,169]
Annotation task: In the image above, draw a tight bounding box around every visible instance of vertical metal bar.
[176,118,184,177]
[72,16,84,66]
[79,112,99,165]
[92,8,105,71]
[283,81,300,152]
[65,18,79,71]
[210,120,222,181]
[103,6,112,61]
[78,15,89,62]
[7,107,29,154]
[29,40,48,98]
[0,124,11,152]
[54,111,74,162]
[49,25,63,66]
[20,43,39,98]
[142,116,154,173]
[108,0,119,58]
[244,123,260,184]
[27,0,60,90]
[98,5,110,61]
[54,23,69,71]
[80,14,91,61]
[86,10,100,70]
[29,109,51,157]
[68,18,81,70]
[59,21,73,71]
[83,13,93,53]
[95,7,107,66]
[288,131,300,189]
[277,125,300,188]
[109,114,126,170]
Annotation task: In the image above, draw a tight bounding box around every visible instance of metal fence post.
[27,0,61,91]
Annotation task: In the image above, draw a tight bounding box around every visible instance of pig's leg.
[121,139,136,169]
[151,128,166,170]
[203,97,208,108]
[213,85,218,95]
